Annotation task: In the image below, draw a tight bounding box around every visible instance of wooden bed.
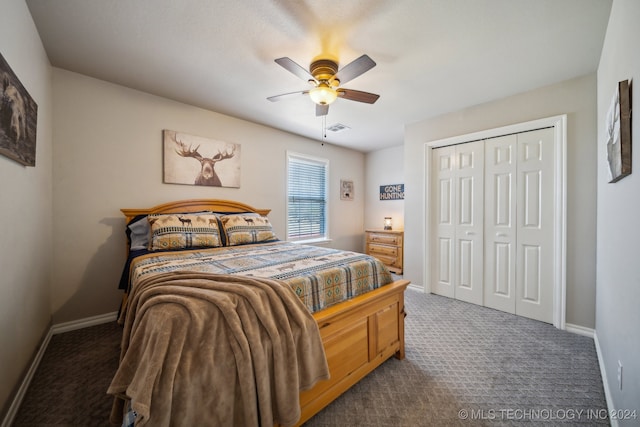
[117,199,409,426]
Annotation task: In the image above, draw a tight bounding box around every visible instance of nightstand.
[365,229,404,275]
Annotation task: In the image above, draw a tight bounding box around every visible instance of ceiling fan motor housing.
[310,59,339,85]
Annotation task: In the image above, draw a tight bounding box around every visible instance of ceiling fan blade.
[274,57,316,83]
[267,90,309,102]
[316,104,329,117]
[338,88,380,104]
[331,54,376,85]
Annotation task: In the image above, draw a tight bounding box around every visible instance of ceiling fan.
[267,54,380,117]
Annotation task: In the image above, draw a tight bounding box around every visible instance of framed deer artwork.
[163,130,241,187]
[0,52,38,167]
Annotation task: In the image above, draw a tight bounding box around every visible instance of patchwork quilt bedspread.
[126,241,393,314]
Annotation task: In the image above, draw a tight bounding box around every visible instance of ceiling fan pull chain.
[322,115,327,144]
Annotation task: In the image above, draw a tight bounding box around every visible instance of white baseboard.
[566,324,617,425]
[1,311,118,427]
[1,329,52,427]
[594,331,618,427]
[51,311,118,335]
[408,283,424,293]
[565,322,595,338]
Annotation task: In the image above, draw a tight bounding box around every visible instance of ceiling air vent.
[327,123,351,133]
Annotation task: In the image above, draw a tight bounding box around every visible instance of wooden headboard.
[121,199,271,224]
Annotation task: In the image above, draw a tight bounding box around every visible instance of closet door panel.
[515,128,554,323]
[484,135,517,314]
[437,238,452,287]
[432,146,456,298]
[522,171,541,227]
[493,242,512,295]
[522,245,541,302]
[453,141,484,305]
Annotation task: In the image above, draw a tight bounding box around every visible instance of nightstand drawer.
[368,243,398,258]
[367,232,400,246]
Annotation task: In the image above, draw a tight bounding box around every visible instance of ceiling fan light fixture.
[309,83,338,105]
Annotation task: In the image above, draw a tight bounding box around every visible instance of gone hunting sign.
[379,184,404,200]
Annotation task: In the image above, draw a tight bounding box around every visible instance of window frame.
[285,151,330,243]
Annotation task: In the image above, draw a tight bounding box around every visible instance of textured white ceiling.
[26,0,612,152]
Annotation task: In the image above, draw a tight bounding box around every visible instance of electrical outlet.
[617,360,623,390]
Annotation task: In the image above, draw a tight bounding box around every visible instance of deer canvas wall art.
[0,52,38,167]
[163,130,241,187]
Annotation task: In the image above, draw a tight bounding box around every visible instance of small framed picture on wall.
[340,179,354,200]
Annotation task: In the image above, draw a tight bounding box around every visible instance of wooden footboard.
[294,279,409,426]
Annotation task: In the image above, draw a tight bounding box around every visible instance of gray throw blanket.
[108,272,329,426]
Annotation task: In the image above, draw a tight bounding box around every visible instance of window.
[286,152,329,242]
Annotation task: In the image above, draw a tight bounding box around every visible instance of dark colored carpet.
[12,322,121,426]
[12,289,608,426]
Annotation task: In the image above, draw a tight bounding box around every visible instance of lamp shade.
[309,83,338,105]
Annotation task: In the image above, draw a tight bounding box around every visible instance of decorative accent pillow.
[148,213,222,250]
[219,213,278,246]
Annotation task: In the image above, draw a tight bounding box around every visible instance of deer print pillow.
[219,213,278,246]
[147,213,222,251]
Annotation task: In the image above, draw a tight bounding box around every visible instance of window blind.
[287,155,327,241]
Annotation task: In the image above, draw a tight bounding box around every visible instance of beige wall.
[0,0,53,416]
[596,0,640,415]
[364,145,405,232]
[51,68,366,323]
[404,73,598,329]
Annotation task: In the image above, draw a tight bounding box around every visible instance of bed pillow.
[219,213,278,246]
[128,215,150,250]
[148,213,222,250]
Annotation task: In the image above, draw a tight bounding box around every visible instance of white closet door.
[429,124,558,324]
[432,145,456,298]
[484,134,517,313]
[515,128,555,323]
[453,141,484,305]
[431,142,484,304]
